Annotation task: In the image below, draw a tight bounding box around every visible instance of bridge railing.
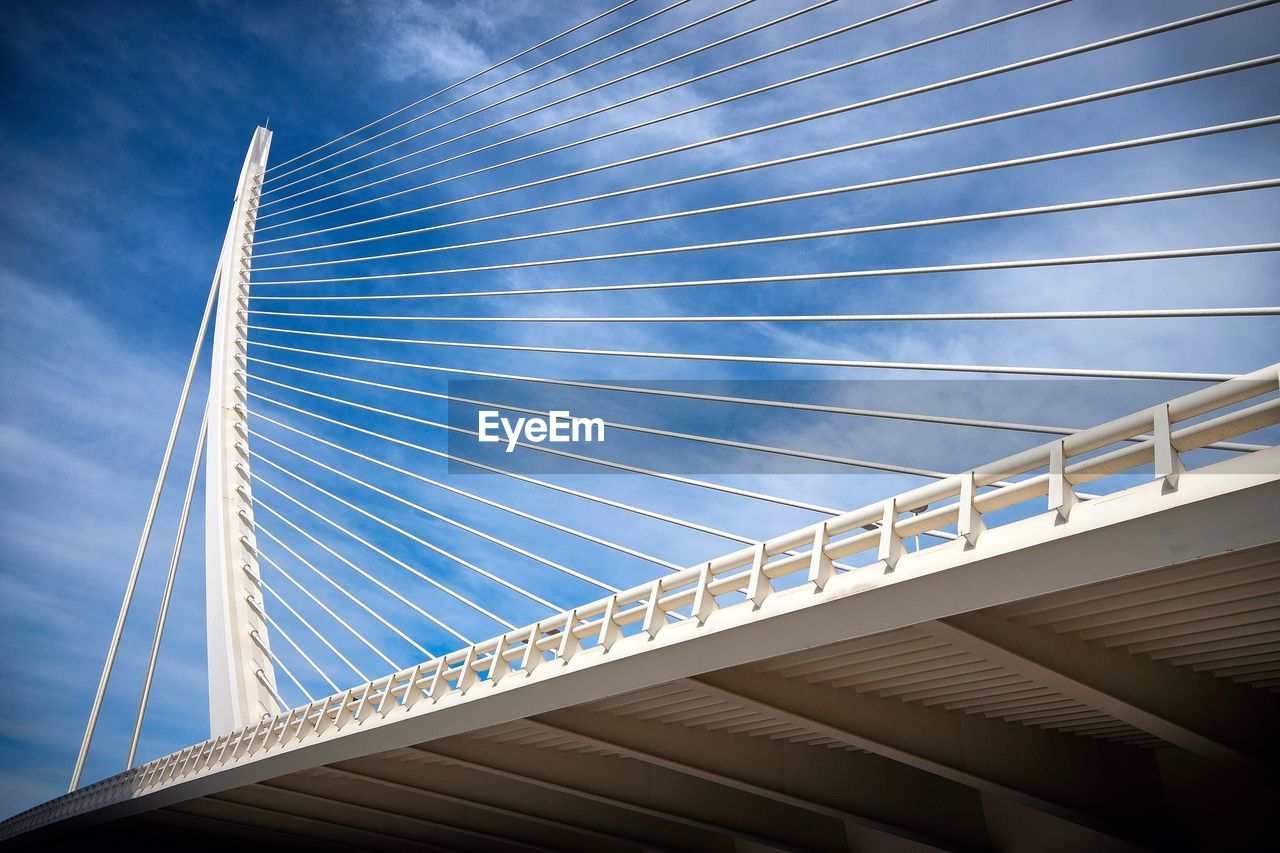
[7,361,1275,841]
[286,364,1280,716]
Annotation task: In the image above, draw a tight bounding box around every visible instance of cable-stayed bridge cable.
[70,259,221,792]
[250,446,525,630]
[250,307,1280,323]
[251,492,439,658]
[257,564,370,682]
[253,502,425,662]
[249,179,1280,280]
[251,470,474,645]
[253,531,402,670]
[267,0,692,185]
[261,0,932,208]
[246,382,967,550]
[257,2,1273,230]
[265,0,643,175]
[124,412,208,770]
[248,595,339,695]
[263,0,762,195]
[252,421,668,586]
[250,628,318,707]
[251,402,677,576]
[245,355,1264,454]
[254,114,1280,260]
[247,243,1280,302]
[246,331,1239,382]
[257,0,1077,225]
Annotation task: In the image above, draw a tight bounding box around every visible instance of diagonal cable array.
[258,0,933,208]
[129,0,1280,716]
[253,1,1271,232]
[265,0,646,176]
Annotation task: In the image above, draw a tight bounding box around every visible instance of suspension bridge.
[3,0,1278,849]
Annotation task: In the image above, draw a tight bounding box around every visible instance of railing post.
[520,624,545,676]
[746,542,772,608]
[957,471,986,546]
[878,499,905,570]
[556,610,582,663]
[692,562,718,622]
[205,126,278,735]
[808,523,834,590]
[597,596,623,651]
[1048,440,1078,522]
[427,658,452,702]
[489,633,512,683]
[457,646,480,694]
[642,580,668,638]
[1153,403,1185,488]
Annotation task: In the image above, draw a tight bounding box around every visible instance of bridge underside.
[49,510,1280,851]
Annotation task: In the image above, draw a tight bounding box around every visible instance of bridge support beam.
[206,125,278,735]
[249,781,553,853]
[518,713,994,852]
[691,670,1171,849]
[405,745,741,850]
[330,759,657,850]
[402,740,826,852]
[919,605,1280,775]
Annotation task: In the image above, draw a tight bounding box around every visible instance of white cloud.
[379,17,492,83]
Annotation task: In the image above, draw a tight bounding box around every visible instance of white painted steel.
[125,413,209,770]
[263,0,688,185]
[250,306,1280,322]
[246,242,1280,300]
[205,126,279,736]
[23,1,1280,840]
[262,0,759,197]
[259,0,931,209]
[264,0,642,175]
[248,404,674,576]
[247,327,1240,381]
[67,254,224,793]
[8,362,1275,842]
[256,6,1277,232]
[249,178,1280,281]
[254,114,1280,261]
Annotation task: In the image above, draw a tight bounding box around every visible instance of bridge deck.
[13,447,1279,851]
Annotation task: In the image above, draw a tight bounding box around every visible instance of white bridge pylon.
[205,125,281,736]
[64,126,282,791]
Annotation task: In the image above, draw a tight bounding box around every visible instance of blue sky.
[2,0,1278,820]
